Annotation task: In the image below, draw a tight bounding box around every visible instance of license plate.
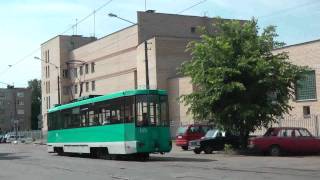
[178,136,182,139]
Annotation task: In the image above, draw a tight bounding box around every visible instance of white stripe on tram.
[47,141,137,154]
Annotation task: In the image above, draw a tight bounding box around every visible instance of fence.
[6,130,43,140]
[252,114,320,136]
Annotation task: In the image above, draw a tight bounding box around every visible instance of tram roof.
[48,89,167,113]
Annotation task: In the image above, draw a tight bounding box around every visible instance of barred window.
[295,70,316,101]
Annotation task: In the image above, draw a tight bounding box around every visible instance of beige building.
[40,11,229,137]
[0,87,32,132]
[274,40,320,117]
[40,11,320,137]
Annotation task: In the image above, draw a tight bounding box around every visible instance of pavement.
[0,143,320,180]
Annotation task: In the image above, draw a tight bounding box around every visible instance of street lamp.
[108,13,149,89]
[108,13,136,25]
[34,56,61,104]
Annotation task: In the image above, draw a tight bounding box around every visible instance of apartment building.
[0,87,32,132]
[41,11,320,137]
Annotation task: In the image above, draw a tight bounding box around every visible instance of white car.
[5,135,25,143]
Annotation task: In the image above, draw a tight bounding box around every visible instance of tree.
[179,19,308,148]
[28,79,41,130]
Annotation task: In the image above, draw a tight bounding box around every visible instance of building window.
[17,100,24,106]
[70,68,77,78]
[62,69,69,78]
[17,109,25,115]
[91,81,95,91]
[17,92,24,97]
[295,70,316,101]
[45,50,50,63]
[74,84,78,94]
[80,66,83,75]
[85,82,89,92]
[63,86,69,95]
[190,27,196,33]
[80,83,83,93]
[91,62,95,73]
[303,106,311,117]
[85,64,89,74]
[48,66,50,78]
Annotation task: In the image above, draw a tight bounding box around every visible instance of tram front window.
[136,95,168,127]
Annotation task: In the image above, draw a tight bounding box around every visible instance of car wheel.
[193,148,201,154]
[269,145,281,156]
[204,146,213,154]
[181,146,188,151]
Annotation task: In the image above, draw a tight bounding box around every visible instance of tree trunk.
[239,130,249,150]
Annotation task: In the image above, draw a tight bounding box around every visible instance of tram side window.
[109,98,123,124]
[62,109,72,129]
[48,112,58,130]
[149,95,160,126]
[136,95,160,126]
[136,95,148,126]
[160,96,169,126]
[70,107,80,128]
[124,96,134,123]
[80,106,89,127]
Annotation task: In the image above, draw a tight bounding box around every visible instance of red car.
[176,125,210,150]
[248,127,320,156]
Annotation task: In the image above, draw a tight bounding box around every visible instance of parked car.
[189,129,240,154]
[248,127,320,156]
[5,135,25,143]
[175,124,210,150]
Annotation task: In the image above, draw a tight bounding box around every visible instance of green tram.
[47,89,172,159]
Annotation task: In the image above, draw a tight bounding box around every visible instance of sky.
[0,0,319,88]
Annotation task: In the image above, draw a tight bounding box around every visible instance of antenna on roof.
[145,0,147,11]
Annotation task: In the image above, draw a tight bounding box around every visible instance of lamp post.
[108,13,150,89]
[34,56,61,104]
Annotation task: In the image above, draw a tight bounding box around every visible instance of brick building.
[40,11,320,137]
[0,87,32,132]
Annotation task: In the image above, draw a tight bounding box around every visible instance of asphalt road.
[0,143,320,180]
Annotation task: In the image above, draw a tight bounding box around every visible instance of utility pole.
[13,89,18,140]
[144,41,150,89]
[57,72,61,104]
[34,57,61,105]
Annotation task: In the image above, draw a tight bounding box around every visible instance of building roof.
[274,39,320,50]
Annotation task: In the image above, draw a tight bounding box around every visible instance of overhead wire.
[0,0,114,79]
[178,0,208,14]
[258,0,320,19]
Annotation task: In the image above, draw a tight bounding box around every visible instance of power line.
[0,81,13,86]
[178,0,208,14]
[259,0,320,19]
[0,48,40,78]
[0,0,114,78]
[60,0,114,35]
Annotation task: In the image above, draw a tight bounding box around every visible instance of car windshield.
[205,129,217,138]
[177,127,188,135]
[298,129,312,137]
[264,128,277,136]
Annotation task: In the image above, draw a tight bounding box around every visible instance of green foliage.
[28,79,41,130]
[179,18,308,147]
[224,144,234,154]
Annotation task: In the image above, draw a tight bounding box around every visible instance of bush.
[224,144,235,154]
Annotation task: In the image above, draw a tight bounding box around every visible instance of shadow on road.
[0,153,28,160]
[232,150,320,158]
[149,156,216,162]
